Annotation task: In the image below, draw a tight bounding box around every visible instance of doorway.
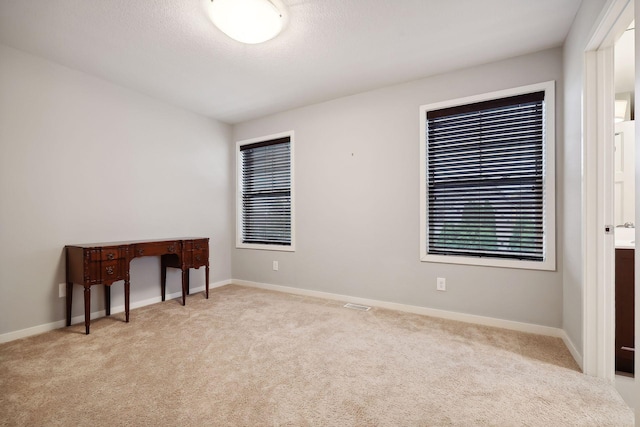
[582,0,638,413]
[613,19,636,406]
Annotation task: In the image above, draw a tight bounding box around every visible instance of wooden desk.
[65,238,209,334]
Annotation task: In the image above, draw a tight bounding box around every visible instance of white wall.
[562,0,608,363]
[0,44,232,335]
[233,48,564,328]
[614,120,635,226]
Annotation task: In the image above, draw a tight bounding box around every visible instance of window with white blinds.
[420,82,555,270]
[237,133,294,250]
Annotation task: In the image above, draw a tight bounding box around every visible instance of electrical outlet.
[273,261,279,271]
[58,283,66,298]
[436,277,446,291]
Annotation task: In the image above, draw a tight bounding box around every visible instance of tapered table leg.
[186,269,190,295]
[66,282,73,326]
[160,256,167,302]
[205,265,209,299]
[181,268,187,306]
[104,285,111,316]
[124,279,130,323]
[83,286,91,335]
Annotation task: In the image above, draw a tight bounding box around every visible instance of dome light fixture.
[207,0,285,44]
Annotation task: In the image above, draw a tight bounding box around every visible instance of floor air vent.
[343,303,371,311]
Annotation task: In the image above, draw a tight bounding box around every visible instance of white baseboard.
[559,330,583,370]
[233,279,568,338]
[2,277,585,372]
[0,280,232,343]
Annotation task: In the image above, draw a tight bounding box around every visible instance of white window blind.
[426,91,546,261]
[240,136,291,246]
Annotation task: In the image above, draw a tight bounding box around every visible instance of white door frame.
[582,0,632,380]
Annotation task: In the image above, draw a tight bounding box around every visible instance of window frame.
[419,81,556,271]
[236,131,295,252]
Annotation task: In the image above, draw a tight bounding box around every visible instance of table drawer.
[184,239,208,267]
[184,239,208,250]
[101,259,127,281]
[190,249,207,267]
[84,259,127,283]
[87,247,127,261]
[193,239,207,251]
[133,241,181,258]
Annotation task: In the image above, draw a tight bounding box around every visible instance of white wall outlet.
[58,283,66,298]
[436,277,446,291]
[273,261,279,271]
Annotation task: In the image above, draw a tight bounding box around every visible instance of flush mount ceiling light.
[207,0,285,44]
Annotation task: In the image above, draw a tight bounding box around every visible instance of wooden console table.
[65,238,209,334]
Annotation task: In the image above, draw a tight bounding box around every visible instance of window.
[419,82,555,270]
[236,132,295,251]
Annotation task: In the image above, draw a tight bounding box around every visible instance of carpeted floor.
[0,284,634,426]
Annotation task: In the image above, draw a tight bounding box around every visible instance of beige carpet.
[0,284,634,426]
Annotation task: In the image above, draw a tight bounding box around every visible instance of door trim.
[582,0,632,380]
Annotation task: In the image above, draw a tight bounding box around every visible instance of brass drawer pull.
[107,253,114,260]
[105,266,114,275]
[168,245,175,252]
[195,255,201,262]
[138,249,144,256]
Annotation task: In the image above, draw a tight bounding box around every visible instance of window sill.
[236,243,295,252]
[420,253,556,271]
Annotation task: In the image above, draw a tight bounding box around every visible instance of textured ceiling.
[0,0,582,124]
